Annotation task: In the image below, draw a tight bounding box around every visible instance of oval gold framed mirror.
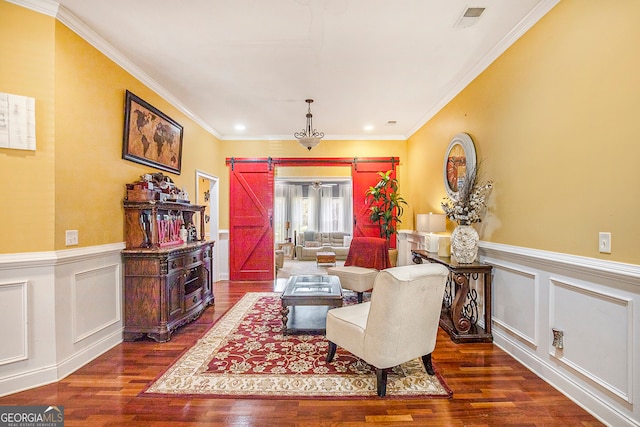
[443,133,476,200]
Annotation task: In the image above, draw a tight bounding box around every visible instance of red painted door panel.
[229,161,274,281]
[351,161,397,248]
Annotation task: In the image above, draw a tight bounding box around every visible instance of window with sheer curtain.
[274,182,352,245]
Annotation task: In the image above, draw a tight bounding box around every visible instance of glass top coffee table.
[280,275,343,334]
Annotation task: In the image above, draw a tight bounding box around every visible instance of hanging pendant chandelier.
[294,99,324,150]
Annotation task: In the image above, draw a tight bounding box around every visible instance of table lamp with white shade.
[416,213,446,253]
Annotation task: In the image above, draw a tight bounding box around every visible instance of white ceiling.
[24,0,558,140]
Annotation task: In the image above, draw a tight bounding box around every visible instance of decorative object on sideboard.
[449,225,479,264]
[125,172,190,203]
[124,175,206,249]
[122,90,183,174]
[437,235,451,257]
[441,168,493,263]
[416,213,446,253]
[441,134,492,263]
[294,99,324,150]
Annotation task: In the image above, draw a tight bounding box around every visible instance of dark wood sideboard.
[122,200,214,342]
[412,249,493,343]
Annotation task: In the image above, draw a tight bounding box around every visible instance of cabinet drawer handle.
[192,256,197,263]
[192,295,198,303]
[171,261,177,269]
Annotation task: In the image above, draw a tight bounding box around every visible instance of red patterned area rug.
[143,292,452,399]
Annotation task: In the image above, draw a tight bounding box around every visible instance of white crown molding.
[5,0,58,16]
[406,0,561,139]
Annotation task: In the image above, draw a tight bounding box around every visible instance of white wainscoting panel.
[0,244,123,397]
[0,281,28,365]
[481,241,640,427]
[491,262,538,347]
[55,244,124,380]
[72,264,121,344]
[550,278,633,403]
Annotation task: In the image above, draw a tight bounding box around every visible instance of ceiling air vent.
[455,7,486,28]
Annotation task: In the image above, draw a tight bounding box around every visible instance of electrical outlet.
[65,230,79,246]
[598,232,611,254]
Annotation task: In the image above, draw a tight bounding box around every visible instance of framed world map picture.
[122,90,183,174]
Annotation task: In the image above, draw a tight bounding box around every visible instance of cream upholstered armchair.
[325,263,449,397]
[327,237,390,303]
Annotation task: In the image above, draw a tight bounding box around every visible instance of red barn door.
[228,159,274,281]
[351,159,398,248]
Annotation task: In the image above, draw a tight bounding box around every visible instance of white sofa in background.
[295,231,351,260]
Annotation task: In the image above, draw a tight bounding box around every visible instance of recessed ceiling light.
[234,124,246,131]
[363,125,374,131]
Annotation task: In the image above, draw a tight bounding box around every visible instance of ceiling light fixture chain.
[294,98,324,150]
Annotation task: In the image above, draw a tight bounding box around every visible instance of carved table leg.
[451,272,471,333]
[281,305,289,331]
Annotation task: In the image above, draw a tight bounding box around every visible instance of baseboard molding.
[57,328,123,380]
[0,364,58,398]
[0,329,122,398]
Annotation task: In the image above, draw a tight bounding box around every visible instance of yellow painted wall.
[0,2,56,252]
[53,22,220,250]
[406,0,640,264]
[0,2,221,253]
[7,0,635,264]
[0,0,406,253]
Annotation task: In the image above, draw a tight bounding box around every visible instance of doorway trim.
[195,169,222,282]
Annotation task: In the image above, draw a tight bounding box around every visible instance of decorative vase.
[450,225,479,264]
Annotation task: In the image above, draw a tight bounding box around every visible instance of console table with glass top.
[412,249,493,343]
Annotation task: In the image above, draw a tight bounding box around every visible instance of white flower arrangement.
[441,168,493,226]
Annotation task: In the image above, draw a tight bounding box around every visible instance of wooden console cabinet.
[122,200,215,342]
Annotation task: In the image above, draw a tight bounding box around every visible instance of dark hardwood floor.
[0,280,603,426]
